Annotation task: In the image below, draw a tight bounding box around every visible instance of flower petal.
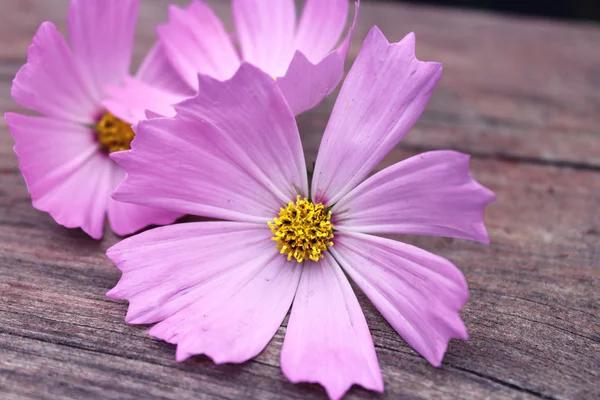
[32,152,112,239]
[5,113,96,197]
[136,43,195,97]
[295,0,349,64]
[10,22,98,124]
[107,222,274,323]
[67,0,138,101]
[276,51,344,117]
[158,0,241,89]
[276,2,358,116]
[331,232,469,367]
[112,63,308,222]
[281,254,384,400]
[107,222,300,364]
[233,0,296,77]
[5,113,111,238]
[103,77,187,124]
[106,165,182,236]
[334,151,495,243]
[311,28,442,206]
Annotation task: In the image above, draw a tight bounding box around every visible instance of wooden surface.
[1,1,599,399]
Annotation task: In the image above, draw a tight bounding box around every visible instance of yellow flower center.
[96,112,135,153]
[268,196,334,263]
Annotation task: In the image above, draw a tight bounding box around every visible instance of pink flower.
[107,0,359,118]
[4,0,188,239]
[107,28,494,399]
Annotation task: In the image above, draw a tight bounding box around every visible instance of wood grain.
[0,1,599,399]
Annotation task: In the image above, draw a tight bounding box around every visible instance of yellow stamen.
[96,112,135,153]
[268,196,334,263]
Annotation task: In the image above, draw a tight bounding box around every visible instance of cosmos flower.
[4,0,189,239]
[107,28,494,399]
[106,0,359,118]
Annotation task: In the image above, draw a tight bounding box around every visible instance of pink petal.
[67,0,138,101]
[107,222,272,322]
[331,232,469,367]
[295,0,349,64]
[112,64,308,222]
[233,0,296,77]
[5,113,96,197]
[32,152,113,239]
[107,222,300,364]
[281,254,384,400]
[106,165,182,236]
[10,22,98,124]
[334,151,495,243]
[5,113,111,239]
[276,2,359,116]
[158,1,241,89]
[276,51,345,117]
[311,28,443,206]
[136,44,195,97]
[103,77,188,124]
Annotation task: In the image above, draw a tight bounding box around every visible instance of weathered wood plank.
[0,0,599,399]
[313,4,600,167]
[1,151,599,399]
[358,4,600,166]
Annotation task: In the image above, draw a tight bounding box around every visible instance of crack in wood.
[496,311,600,345]
[446,364,559,400]
[470,289,600,321]
[398,143,600,172]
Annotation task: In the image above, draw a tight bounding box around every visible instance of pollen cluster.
[96,112,135,153]
[268,196,334,263]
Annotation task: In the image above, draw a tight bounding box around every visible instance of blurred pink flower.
[107,28,494,399]
[4,0,188,239]
[107,0,359,118]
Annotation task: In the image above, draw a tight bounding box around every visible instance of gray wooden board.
[0,0,599,399]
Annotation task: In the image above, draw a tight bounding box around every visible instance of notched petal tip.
[334,150,494,243]
[363,24,386,46]
[325,380,384,400]
[213,62,275,88]
[105,286,123,301]
[398,32,443,77]
[277,49,345,116]
[124,308,144,324]
[282,376,383,400]
[311,22,446,204]
[402,30,416,47]
[174,63,276,117]
[463,154,496,244]
[105,237,135,266]
[145,110,164,120]
[164,0,206,29]
[4,112,17,126]
[175,347,192,363]
[166,1,189,18]
[424,324,470,368]
[362,24,403,50]
[333,233,470,368]
[108,151,133,173]
[281,255,384,400]
[426,325,468,368]
[109,187,127,203]
[283,359,384,400]
[366,28,443,72]
[10,21,97,123]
